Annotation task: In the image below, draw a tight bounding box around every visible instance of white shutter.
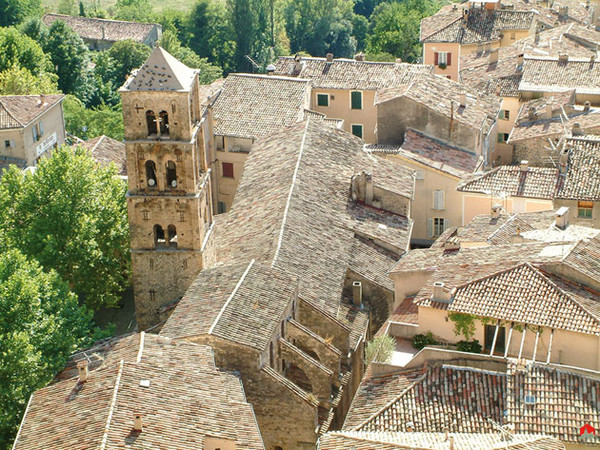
[39,121,44,136]
[433,190,445,210]
[415,170,424,180]
[427,218,433,238]
[10,140,15,148]
[443,218,450,232]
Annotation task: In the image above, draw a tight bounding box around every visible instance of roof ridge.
[99,359,124,450]
[44,12,159,27]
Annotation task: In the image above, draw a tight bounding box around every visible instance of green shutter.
[351,91,362,109]
[351,124,363,138]
[317,94,329,107]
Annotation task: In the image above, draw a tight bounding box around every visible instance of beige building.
[367,128,482,246]
[420,0,537,81]
[211,73,311,213]
[12,333,264,449]
[375,74,500,167]
[0,94,66,167]
[42,14,162,50]
[273,55,433,144]
[119,47,215,330]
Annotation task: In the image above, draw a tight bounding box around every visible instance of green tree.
[0,0,42,27]
[79,0,85,15]
[43,20,92,101]
[106,40,151,87]
[367,0,442,63]
[114,0,152,21]
[0,27,52,75]
[0,66,59,95]
[63,95,125,141]
[19,17,49,43]
[365,335,395,364]
[0,146,130,309]
[0,248,94,447]
[57,0,76,14]
[228,0,258,71]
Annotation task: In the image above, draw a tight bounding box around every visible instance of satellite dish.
[171,180,177,187]
[148,178,156,186]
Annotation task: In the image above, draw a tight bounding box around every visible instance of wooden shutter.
[434,52,439,65]
[222,162,234,178]
[447,52,452,66]
[427,218,433,238]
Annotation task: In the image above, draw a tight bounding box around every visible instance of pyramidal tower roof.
[121,47,197,92]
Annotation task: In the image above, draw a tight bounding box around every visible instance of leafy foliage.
[365,334,395,364]
[0,66,59,95]
[412,331,439,350]
[456,340,483,354]
[448,312,477,340]
[0,147,130,309]
[63,95,125,140]
[0,249,94,447]
[0,26,52,74]
[0,0,41,27]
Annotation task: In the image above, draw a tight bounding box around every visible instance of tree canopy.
[0,147,130,309]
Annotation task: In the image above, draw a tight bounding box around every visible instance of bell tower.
[120,47,214,330]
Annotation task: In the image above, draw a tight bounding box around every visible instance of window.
[415,170,424,180]
[4,140,10,148]
[38,121,44,136]
[166,161,177,188]
[149,290,156,301]
[154,225,166,247]
[351,124,363,139]
[218,201,227,214]
[578,201,593,218]
[167,225,177,247]
[427,217,448,237]
[433,190,445,210]
[351,91,363,110]
[510,32,516,40]
[499,109,510,120]
[142,211,149,221]
[434,51,451,67]
[32,126,39,142]
[146,110,157,135]
[145,160,157,187]
[317,93,329,107]
[497,132,510,143]
[222,162,234,178]
[484,324,506,353]
[159,111,169,135]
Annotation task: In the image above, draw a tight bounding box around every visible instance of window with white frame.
[415,170,424,180]
[427,217,448,237]
[433,190,445,210]
[435,52,451,66]
[499,109,510,120]
[317,93,329,107]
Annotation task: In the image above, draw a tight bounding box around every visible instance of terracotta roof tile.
[212,73,310,139]
[563,235,600,283]
[274,57,433,91]
[458,166,558,199]
[520,56,600,96]
[81,135,126,176]
[0,95,64,129]
[558,136,600,201]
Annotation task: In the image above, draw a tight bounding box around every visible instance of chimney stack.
[545,104,553,119]
[459,93,467,107]
[489,48,499,63]
[354,52,365,62]
[294,54,302,73]
[520,160,529,172]
[527,106,536,121]
[365,173,374,205]
[352,281,362,306]
[432,281,452,303]
[491,204,501,219]
[77,361,89,382]
[326,53,334,63]
[133,414,143,432]
[558,53,568,63]
[571,122,584,135]
[449,436,455,450]
[555,206,570,229]
[584,101,591,111]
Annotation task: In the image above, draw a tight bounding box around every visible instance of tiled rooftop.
[121,47,197,92]
[375,76,500,136]
[319,431,565,450]
[422,8,536,45]
[42,14,159,43]
[212,73,310,139]
[274,56,434,91]
[80,135,126,176]
[160,260,297,350]
[447,263,600,335]
[13,333,264,449]
[0,95,64,129]
[559,136,600,201]
[563,235,600,284]
[520,56,600,95]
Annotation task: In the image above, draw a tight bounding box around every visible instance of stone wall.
[297,299,350,357]
[287,319,342,378]
[345,269,393,332]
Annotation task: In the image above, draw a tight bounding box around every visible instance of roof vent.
[555,206,569,229]
[266,64,276,74]
[326,53,334,63]
[524,395,536,405]
[352,281,362,307]
[133,413,143,432]
[520,160,529,172]
[558,53,568,63]
[77,361,89,383]
[571,122,584,136]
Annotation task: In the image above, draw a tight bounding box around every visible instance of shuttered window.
[317,93,329,107]
[433,190,445,210]
[427,218,449,238]
[351,91,363,110]
[222,162,234,178]
[351,124,363,138]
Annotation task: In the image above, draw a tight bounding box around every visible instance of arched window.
[159,111,169,135]
[167,225,177,248]
[153,225,165,247]
[145,160,157,188]
[146,110,157,136]
[166,161,177,188]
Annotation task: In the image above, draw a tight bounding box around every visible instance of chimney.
[101,25,106,40]
[489,48,499,63]
[395,58,403,63]
[133,414,143,432]
[558,53,568,63]
[326,53,334,63]
[555,206,569,229]
[584,101,591,111]
[354,52,365,62]
[520,160,529,172]
[571,122,583,135]
[459,92,467,107]
[516,53,524,71]
[77,361,89,383]
[559,147,569,174]
[294,54,303,73]
[365,173,374,205]
[443,240,461,251]
[432,281,452,303]
[352,281,362,306]
[266,64,276,75]
[527,106,536,121]
[545,103,553,119]
[449,436,455,450]
[491,204,501,219]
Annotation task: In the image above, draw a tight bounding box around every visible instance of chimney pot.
[352,281,362,306]
[406,421,414,432]
[572,122,583,135]
[133,414,143,432]
[77,361,89,382]
[520,160,529,172]
[326,53,334,63]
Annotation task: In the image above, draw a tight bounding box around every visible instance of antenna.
[244,55,260,72]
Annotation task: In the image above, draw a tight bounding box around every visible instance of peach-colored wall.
[214,136,253,213]
[423,43,461,81]
[462,193,553,225]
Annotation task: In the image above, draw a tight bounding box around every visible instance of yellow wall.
[423,42,461,81]
[215,135,254,213]
[462,193,553,225]
[310,88,377,143]
[493,96,520,165]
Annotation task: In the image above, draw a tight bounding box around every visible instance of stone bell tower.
[120,47,214,330]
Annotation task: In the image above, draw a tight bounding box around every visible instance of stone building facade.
[120,48,215,330]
